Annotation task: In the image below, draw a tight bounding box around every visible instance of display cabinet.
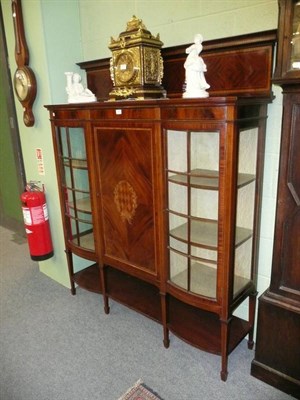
[46,30,275,381]
[46,96,270,381]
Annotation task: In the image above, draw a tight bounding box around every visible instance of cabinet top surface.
[45,96,272,111]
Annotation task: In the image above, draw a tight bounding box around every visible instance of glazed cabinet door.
[164,119,260,309]
[93,121,163,283]
[232,125,260,299]
[162,108,262,381]
[165,128,220,301]
[54,124,96,258]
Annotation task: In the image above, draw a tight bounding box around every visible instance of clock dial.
[115,51,136,83]
[14,68,30,101]
[13,66,36,127]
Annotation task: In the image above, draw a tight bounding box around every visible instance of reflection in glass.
[291,1,300,69]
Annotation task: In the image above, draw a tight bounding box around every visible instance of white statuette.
[65,72,97,103]
[183,34,210,99]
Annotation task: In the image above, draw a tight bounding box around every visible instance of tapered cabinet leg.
[65,249,76,295]
[160,292,170,348]
[220,318,230,381]
[100,265,110,314]
[248,291,258,349]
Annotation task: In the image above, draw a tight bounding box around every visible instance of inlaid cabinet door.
[94,124,162,279]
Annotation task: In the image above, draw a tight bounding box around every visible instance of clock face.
[14,67,32,101]
[13,66,37,127]
[115,51,137,84]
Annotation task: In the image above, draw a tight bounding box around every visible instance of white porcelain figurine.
[65,72,97,103]
[183,34,210,98]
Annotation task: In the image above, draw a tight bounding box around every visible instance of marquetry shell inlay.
[114,180,137,224]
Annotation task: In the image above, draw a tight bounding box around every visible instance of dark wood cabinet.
[251,1,300,398]
[46,30,276,381]
[251,86,300,400]
[251,93,300,395]
[46,96,270,381]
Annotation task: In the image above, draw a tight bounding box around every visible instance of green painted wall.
[0,61,23,225]
[79,0,278,60]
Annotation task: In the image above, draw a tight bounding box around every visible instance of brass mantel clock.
[12,0,37,127]
[108,16,165,101]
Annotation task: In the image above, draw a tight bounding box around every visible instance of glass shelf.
[171,262,250,298]
[168,169,255,189]
[62,158,88,169]
[66,197,91,213]
[170,219,252,249]
[70,231,94,251]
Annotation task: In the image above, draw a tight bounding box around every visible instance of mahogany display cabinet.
[46,30,276,381]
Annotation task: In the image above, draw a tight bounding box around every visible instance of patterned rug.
[118,379,164,400]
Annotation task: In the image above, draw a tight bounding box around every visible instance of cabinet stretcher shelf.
[170,220,252,249]
[106,267,161,322]
[171,262,250,298]
[168,169,255,189]
[168,295,252,355]
[73,264,252,356]
[73,264,101,293]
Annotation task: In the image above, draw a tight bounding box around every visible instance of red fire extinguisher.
[21,182,54,261]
